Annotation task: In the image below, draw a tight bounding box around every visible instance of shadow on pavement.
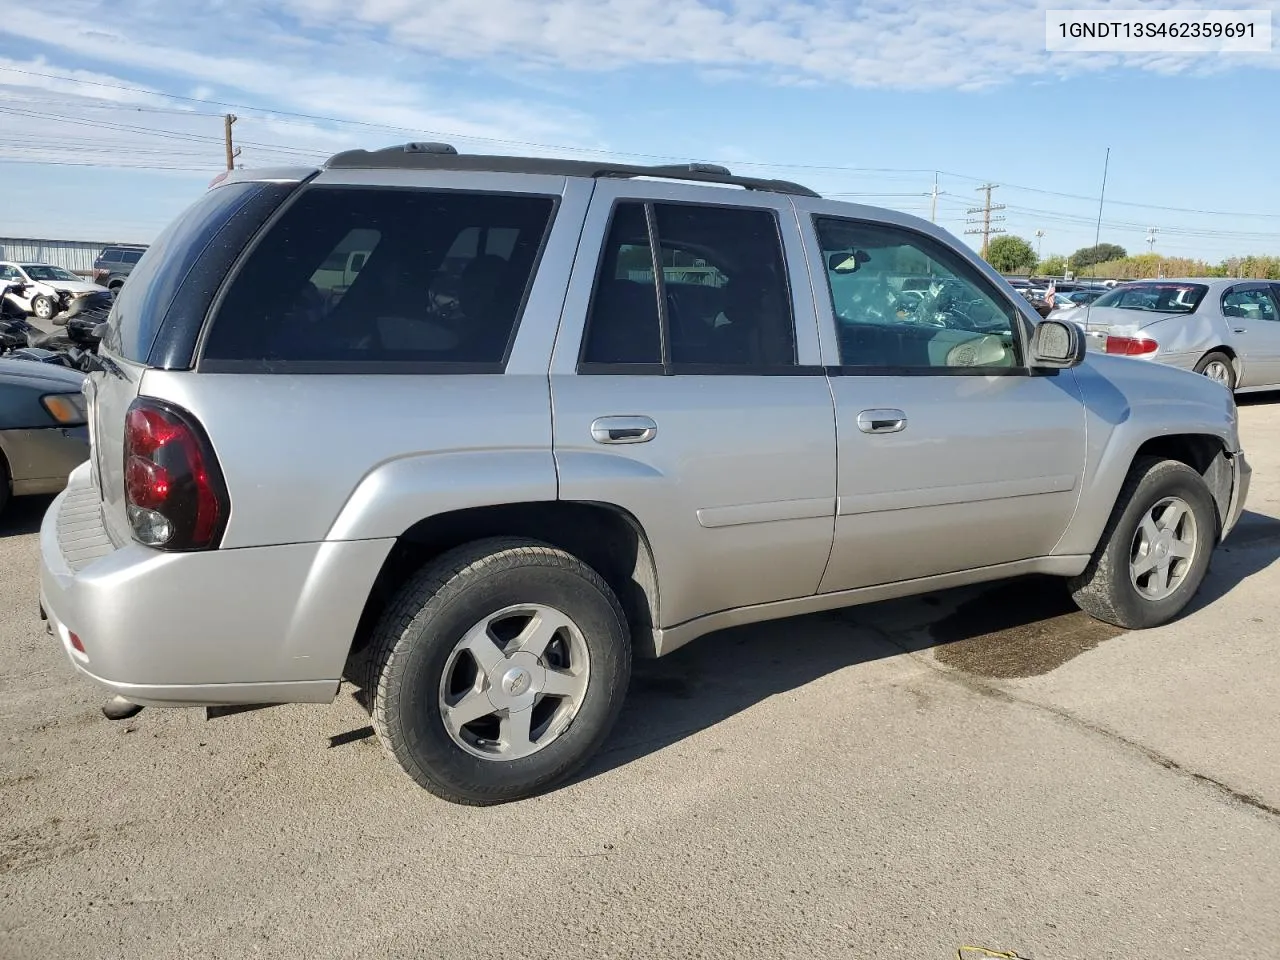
[1236,391,1280,407]
[578,508,1280,784]
[0,495,53,539]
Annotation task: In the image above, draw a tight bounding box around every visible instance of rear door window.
[1223,286,1280,322]
[200,187,556,370]
[580,200,796,370]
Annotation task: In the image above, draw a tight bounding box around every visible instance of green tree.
[984,235,1037,273]
[1038,254,1068,276]
[1068,243,1128,272]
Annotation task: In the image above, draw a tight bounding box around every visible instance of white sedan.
[0,262,110,321]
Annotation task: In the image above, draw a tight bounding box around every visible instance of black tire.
[1069,457,1217,629]
[1194,351,1236,391]
[368,537,631,805]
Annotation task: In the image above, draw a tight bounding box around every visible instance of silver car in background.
[1075,278,1280,393]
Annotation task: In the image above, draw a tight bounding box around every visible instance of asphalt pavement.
[2,399,1278,960]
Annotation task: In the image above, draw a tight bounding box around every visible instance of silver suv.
[39,144,1250,805]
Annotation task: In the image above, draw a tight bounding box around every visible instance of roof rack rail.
[322,144,820,198]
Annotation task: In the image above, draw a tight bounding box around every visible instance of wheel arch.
[1132,433,1233,537]
[1056,428,1236,560]
[1195,346,1239,383]
[345,500,662,679]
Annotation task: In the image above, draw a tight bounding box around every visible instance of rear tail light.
[1105,334,1159,356]
[124,397,228,550]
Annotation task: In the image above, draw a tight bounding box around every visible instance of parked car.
[1077,278,1280,392]
[40,145,1249,805]
[0,262,110,320]
[1047,288,1106,318]
[92,244,148,295]
[0,357,89,520]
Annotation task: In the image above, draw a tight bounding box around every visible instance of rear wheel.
[368,537,631,805]
[1194,351,1236,391]
[1069,457,1217,629]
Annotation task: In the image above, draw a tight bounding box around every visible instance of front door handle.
[1233,327,1247,334]
[591,415,658,444]
[856,409,907,434]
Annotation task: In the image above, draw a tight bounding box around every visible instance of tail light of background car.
[1105,334,1159,357]
[124,397,229,550]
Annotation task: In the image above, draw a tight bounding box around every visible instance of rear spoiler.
[208,166,320,190]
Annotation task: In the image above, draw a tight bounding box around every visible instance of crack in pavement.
[854,618,1280,823]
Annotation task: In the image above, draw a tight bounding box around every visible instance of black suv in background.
[92,244,148,295]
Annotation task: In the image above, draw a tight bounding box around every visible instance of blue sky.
[1,0,1279,263]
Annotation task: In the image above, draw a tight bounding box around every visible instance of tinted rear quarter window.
[200,186,556,370]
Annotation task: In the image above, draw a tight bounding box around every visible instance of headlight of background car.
[41,393,87,425]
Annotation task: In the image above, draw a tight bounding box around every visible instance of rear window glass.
[101,182,287,363]
[1092,282,1207,313]
[201,187,556,368]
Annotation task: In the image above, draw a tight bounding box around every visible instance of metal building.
[0,238,130,276]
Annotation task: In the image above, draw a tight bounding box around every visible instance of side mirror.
[1030,319,1085,369]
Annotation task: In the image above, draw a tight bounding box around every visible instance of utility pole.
[223,113,241,171]
[964,183,1005,260]
[1146,226,1159,252]
[930,171,941,223]
[1035,229,1045,258]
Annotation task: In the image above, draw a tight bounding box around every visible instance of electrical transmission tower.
[965,183,1005,259]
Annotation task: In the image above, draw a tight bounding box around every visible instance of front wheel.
[1195,351,1236,391]
[1069,457,1217,629]
[368,537,631,805]
[31,296,54,321]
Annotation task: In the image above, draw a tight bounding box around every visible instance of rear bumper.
[39,463,394,707]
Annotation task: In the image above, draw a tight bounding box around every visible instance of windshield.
[21,264,80,282]
[1092,282,1207,313]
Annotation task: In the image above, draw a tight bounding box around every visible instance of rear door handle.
[856,409,907,434]
[591,415,658,444]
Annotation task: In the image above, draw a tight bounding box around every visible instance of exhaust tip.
[102,696,144,721]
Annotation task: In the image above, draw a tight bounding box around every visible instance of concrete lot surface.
[2,399,1279,959]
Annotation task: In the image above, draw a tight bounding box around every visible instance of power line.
[4,71,1280,252]
[7,66,1280,225]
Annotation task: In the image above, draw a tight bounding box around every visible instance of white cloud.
[281,0,1280,87]
[0,4,605,154]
